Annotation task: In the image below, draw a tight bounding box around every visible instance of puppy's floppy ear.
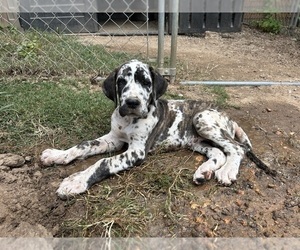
[102,69,118,105]
[150,66,168,100]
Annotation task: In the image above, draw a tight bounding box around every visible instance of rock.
[25,156,32,162]
[0,154,25,168]
[268,184,276,189]
[0,166,10,172]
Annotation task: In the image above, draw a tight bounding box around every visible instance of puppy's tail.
[246,150,277,177]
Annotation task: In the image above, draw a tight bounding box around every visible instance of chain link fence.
[0,0,167,80]
[1,0,300,80]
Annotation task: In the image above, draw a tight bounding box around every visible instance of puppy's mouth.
[119,105,148,118]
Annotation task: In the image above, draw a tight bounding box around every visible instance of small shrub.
[255,14,282,34]
[16,37,40,58]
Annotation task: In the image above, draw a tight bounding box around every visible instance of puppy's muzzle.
[125,98,141,109]
[119,97,143,117]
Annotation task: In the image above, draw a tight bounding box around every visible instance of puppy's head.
[103,60,167,118]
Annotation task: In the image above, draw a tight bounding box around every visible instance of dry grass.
[59,150,205,237]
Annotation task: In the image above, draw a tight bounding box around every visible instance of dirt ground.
[0,26,299,237]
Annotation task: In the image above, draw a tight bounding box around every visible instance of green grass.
[0,27,143,153]
[0,27,137,77]
[163,92,185,100]
[0,80,114,153]
[208,85,230,107]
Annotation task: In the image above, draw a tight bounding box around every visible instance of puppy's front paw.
[40,149,70,166]
[56,171,89,199]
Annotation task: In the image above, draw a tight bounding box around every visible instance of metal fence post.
[289,0,300,28]
[146,0,150,59]
[170,0,179,84]
[157,0,165,74]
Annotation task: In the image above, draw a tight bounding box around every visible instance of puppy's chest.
[112,109,158,143]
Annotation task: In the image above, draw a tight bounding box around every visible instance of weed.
[253,14,282,34]
[208,85,230,107]
[16,37,40,59]
[163,92,185,100]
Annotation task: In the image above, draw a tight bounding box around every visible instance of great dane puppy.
[41,60,276,199]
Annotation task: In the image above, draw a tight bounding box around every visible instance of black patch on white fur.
[134,67,151,87]
[87,159,111,188]
[121,66,132,77]
[90,140,100,146]
[77,141,89,150]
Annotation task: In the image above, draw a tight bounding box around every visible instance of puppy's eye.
[117,79,127,87]
[143,79,151,86]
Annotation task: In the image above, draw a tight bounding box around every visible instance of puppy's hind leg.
[232,121,252,150]
[193,109,245,185]
[233,121,277,176]
[191,142,227,184]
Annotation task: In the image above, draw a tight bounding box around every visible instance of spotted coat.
[41,60,255,199]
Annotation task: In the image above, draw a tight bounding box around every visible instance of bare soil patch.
[0,27,299,237]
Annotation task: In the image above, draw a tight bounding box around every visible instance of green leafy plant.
[16,38,40,58]
[255,14,282,34]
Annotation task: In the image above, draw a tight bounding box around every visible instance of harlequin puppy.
[41,60,275,199]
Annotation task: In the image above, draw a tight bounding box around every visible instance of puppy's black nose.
[125,98,141,109]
